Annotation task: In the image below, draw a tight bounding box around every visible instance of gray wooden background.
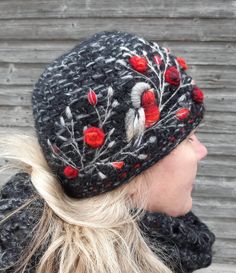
[0,1,235,272]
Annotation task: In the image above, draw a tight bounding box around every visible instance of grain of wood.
[0,41,235,65]
[0,18,235,42]
[0,63,235,88]
[1,107,236,134]
[195,263,236,272]
[1,86,236,113]
[0,0,235,19]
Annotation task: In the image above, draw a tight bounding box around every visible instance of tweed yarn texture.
[0,172,215,273]
[31,30,205,198]
[134,208,215,272]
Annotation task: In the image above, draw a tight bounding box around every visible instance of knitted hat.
[31,30,205,199]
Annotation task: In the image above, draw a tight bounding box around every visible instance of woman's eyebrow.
[190,128,198,135]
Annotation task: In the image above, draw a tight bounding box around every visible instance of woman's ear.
[125,178,138,198]
[126,172,148,207]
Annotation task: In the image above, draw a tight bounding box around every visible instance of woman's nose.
[198,142,208,160]
[193,134,208,160]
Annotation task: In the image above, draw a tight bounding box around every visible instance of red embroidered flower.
[176,108,190,120]
[141,90,160,127]
[192,86,204,103]
[63,165,79,179]
[88,89,97,106]
[144,105,160,127]
[119,172,127,178]
[176,57,188,70]
[111,161,125,169]
[141,90,156,107]
[129,56,148,73]
[153,55,163,66]
[168,135,176,142]
[188,119,194,124]
[133,162,141,169]
[164,66,180,86]
[83,127,105,148]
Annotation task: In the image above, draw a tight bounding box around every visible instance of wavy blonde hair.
[0,132,175,273]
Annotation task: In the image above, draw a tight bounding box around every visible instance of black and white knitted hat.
[31,30,205,199]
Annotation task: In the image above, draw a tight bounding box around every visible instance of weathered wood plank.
[0,174,236,246]
[211,238,236,264]
[0,126,34,135]
[197,132,236,156]
[1,41,235,65]
[1,86,235,113]
[0,63,40,85]
[0,0,235,19]
[0,41,235,65]
[193,175,236,199]
[0,86,31,106]
[0,128,234,159]
[196,263,236,272]
[0,63,235,89]
[166,41,236,66]
[0,41,73,64]
[0,170,236,239]
[0,106,235,134]
[194,217,236,239]
[192,197,236,219]
[201,111,236,134]
[0,132,235,179]
[0,18,235,42]
[0,150,235,199]
[3,173,236,243]
[204,91,236,113]
[198,155,236,178]
[0,106,34,127]
[6,127,235,146]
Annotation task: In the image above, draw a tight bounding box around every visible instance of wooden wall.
[0,1,235,271]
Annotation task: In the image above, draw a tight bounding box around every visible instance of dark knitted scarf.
[0,172,215,273]
[134,208,216,273]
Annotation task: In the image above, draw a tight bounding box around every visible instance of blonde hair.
[0,132,175,273]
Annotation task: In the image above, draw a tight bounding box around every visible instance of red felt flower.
[119,172,127,178]
[180,127,186,134]
[144,105,160,127]
[129,56,148,73]
[168,135,176,142]
[141,90,156,107]
[153,55,163,66]
[133,162,141,169]
[188,119,194,124]
[111,161,125,169]
[176,57,188,70]
[192,86,204,103]
[83,127,105,148]
[164,66,180,86]
[176,108,190,120]
[88,89,97,105]
[63,165,79,179]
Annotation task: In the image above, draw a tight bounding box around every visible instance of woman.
[0,30,215,273]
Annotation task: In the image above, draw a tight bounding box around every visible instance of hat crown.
[31,30,204,198]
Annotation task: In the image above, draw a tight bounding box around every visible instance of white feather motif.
[131,82,151,108]
[125,108,145,143]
